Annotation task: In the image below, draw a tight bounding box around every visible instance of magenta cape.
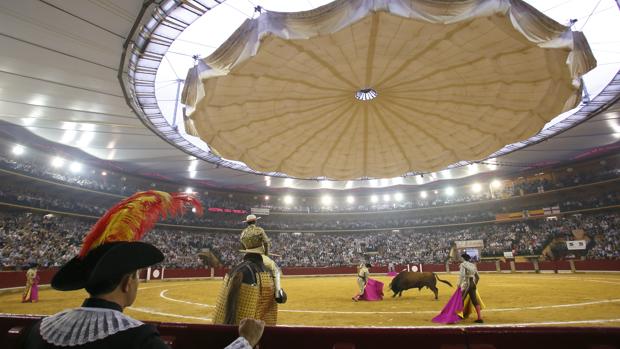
[432,287,463,324]
[359,278,384,301]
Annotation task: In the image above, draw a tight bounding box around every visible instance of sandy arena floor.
[2,273,620,327]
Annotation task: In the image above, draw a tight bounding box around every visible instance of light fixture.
[51,156,65,168]
[12,145,25,156]
[394,192,403,201]
[69,162,82,173]
[185,187,194,193]
[283,195,293,205]
[383,194,391,202]
[491,179,502,189]
[346,195,355,204]
[420,191,428,199]
[445,187,455,196]
[415,175,424,185]
[264,195,270,201]
[472,183,482,193]
[101,171,107,176]
[321,195,333,206]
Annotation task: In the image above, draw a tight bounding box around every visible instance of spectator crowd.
[2,210,618,270]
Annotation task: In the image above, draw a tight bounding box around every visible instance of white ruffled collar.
[40,307,143,346]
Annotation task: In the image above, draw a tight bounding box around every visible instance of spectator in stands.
[23,192,264,349]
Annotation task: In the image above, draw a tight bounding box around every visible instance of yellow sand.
[2,273,620,327]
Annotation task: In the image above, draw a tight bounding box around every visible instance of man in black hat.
[23,191,265,348]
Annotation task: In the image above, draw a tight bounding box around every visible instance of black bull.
[389,271,452,300]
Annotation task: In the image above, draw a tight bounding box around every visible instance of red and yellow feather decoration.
[78,190,203,258]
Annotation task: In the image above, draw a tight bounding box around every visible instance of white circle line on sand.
[128,306,211,322]
[276,318,620,328]
[160,289,215,308]
[157,290,620,315]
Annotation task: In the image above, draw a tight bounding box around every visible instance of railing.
[2,314,619,349]
[2,260,620,290]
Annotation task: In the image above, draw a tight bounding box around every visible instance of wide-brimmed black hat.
[52,241,163,291]
[51,191,202,291]
[461,253,471,261]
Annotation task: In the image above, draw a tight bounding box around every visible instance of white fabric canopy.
[182,0,596,180]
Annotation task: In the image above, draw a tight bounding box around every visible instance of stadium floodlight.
[491,179,502,189]
[321,180,333,189]
[370,195,378,203]
[283,195,294,205]
[185,187,194,193]
[394,192,403,201]
[346,195,355,204]
[12,145,25,156]
[445,187,455,196]
[101,171,107,176]
[321,195,332,206]
[420,191,428,199]
[415,175,424,185]
[69,162,82,173]
[486,158,498,170]
[51,156,65,168]
[467,163,479,175]
[383,194,390,202]
[472,183,482,193]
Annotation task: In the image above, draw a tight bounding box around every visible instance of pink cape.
[432,287,463,324]
[359,278,384,301]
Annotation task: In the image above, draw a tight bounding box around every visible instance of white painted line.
[275,318,620,328]
[156,291,620,315]
[486,298,620,312]
[159,289,215,308]
[128,306,211,322]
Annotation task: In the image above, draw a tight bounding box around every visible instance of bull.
[389,271,452,300]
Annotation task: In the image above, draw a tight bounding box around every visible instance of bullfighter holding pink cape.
[433,253,485,324]
[352,263,383,301]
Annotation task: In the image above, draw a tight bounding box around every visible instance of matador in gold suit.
[213,215,286,325]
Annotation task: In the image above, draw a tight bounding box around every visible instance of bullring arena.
[3,273,620,327]
[2,0,620,348]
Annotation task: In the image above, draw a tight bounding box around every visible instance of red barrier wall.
[0,269,58,289]
[499,261,511,271]
[2,315,620,349]
[515,262,536,271]
[477,262,497,272]
[574,260,620,271]
[2,261,620,290]
[539,260,572,271]
[420,264,445,272]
